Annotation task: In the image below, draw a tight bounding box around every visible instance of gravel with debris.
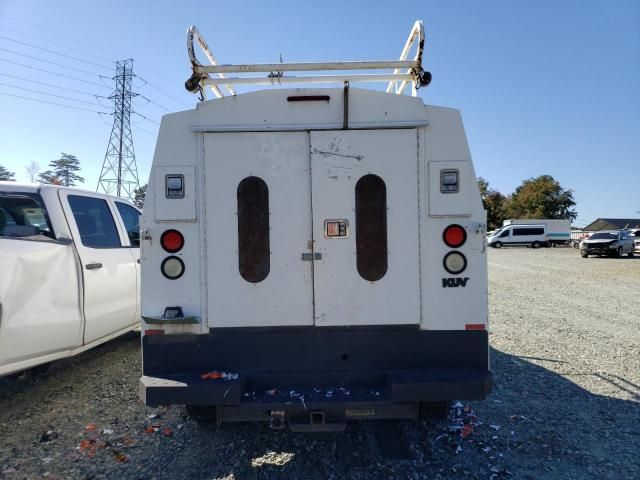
[1,247,638,479]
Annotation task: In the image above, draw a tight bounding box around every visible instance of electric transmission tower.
[97,59,140,200]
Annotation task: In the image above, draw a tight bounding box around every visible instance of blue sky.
[0,0,638,226]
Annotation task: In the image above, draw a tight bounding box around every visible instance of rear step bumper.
[140,369,491,407]
[140,327,492,414]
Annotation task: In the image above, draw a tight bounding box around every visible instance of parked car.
[0,182,141,376]
[629,228,640,252]
[579,230,635,258]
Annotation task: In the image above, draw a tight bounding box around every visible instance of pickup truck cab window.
[115,202,141,247]
[0,193,54,239]
[68,195,122,248]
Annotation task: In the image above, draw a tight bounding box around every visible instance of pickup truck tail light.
[161,229,184,253]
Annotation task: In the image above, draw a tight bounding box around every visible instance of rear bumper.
[140,327,491,410]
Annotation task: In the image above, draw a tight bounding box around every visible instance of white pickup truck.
[0,182,141,376]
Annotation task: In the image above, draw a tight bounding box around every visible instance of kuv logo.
[442,277,470,288]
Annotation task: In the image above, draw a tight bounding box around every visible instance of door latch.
[301,253,322,261]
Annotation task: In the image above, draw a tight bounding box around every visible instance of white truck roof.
[0,182,136,206]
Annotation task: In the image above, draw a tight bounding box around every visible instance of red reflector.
[443,224,467,248]
[145,329,165,336]
[465,324,485,330]
[160,229,184,253]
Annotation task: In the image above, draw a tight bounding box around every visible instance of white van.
[487,224,548,248]
[139,22,491,430]
[502,219,570,246]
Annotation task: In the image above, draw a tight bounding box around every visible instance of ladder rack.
[185,20,431,100]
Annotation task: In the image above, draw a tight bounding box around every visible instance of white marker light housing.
[161,256,185,280]
[443,251,467,275]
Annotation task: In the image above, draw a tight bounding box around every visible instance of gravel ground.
[1,247,638,479]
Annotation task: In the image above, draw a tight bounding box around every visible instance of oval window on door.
[237,176,270,283]
[355,174,388,281]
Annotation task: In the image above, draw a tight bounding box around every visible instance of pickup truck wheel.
[186,405,218,424]
[419,401,450,421]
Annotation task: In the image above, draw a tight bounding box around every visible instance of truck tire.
[581,251,588,258]
[493,242,502,249]
[186,405,218,424]
[419,401,451,421]
[532,241,540,249]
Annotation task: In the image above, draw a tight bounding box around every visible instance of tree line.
[479,174,577,230]
[0,153,84,186]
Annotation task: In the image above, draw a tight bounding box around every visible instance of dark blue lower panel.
[141,327,491,407]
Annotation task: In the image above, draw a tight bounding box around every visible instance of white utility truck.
[139,21,491,431]
[0,182,141,376]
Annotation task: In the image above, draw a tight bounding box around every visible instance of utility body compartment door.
[204,132,314,327]
[310,129,420,326]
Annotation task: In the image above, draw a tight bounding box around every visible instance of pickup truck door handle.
[85,262,103,270]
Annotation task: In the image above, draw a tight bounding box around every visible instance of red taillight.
[145,329,165,336]
[465,324,486,330]
[443,224,467,248]
[160,229,184,253]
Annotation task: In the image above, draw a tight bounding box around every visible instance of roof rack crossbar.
[185,20,430,100]
[201,72,415,87]
[196,60,419,74]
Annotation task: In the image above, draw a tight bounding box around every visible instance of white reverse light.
[443,251,467,275]
[161,256,185,280]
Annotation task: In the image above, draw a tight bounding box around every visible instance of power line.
[0,35,113,70]
[137,74,190,109]
[0,57,110,88]
[138,94,171,113]
[132,124,157,136]
[1,14,190,110]
[135,62,190,99]
[0,91,110,114]
[0,81,105,107]
[0,13,122,61]
[0,72,104,97]
[0,24,115,64]
[0,46,107,77]
[133,111,161,126]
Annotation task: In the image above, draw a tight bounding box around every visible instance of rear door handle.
[85,262,103,270]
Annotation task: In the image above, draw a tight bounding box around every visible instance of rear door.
[59,191,138,344]
[310,129,420,326]
[114,201,142,320]
[204,132,314,327]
